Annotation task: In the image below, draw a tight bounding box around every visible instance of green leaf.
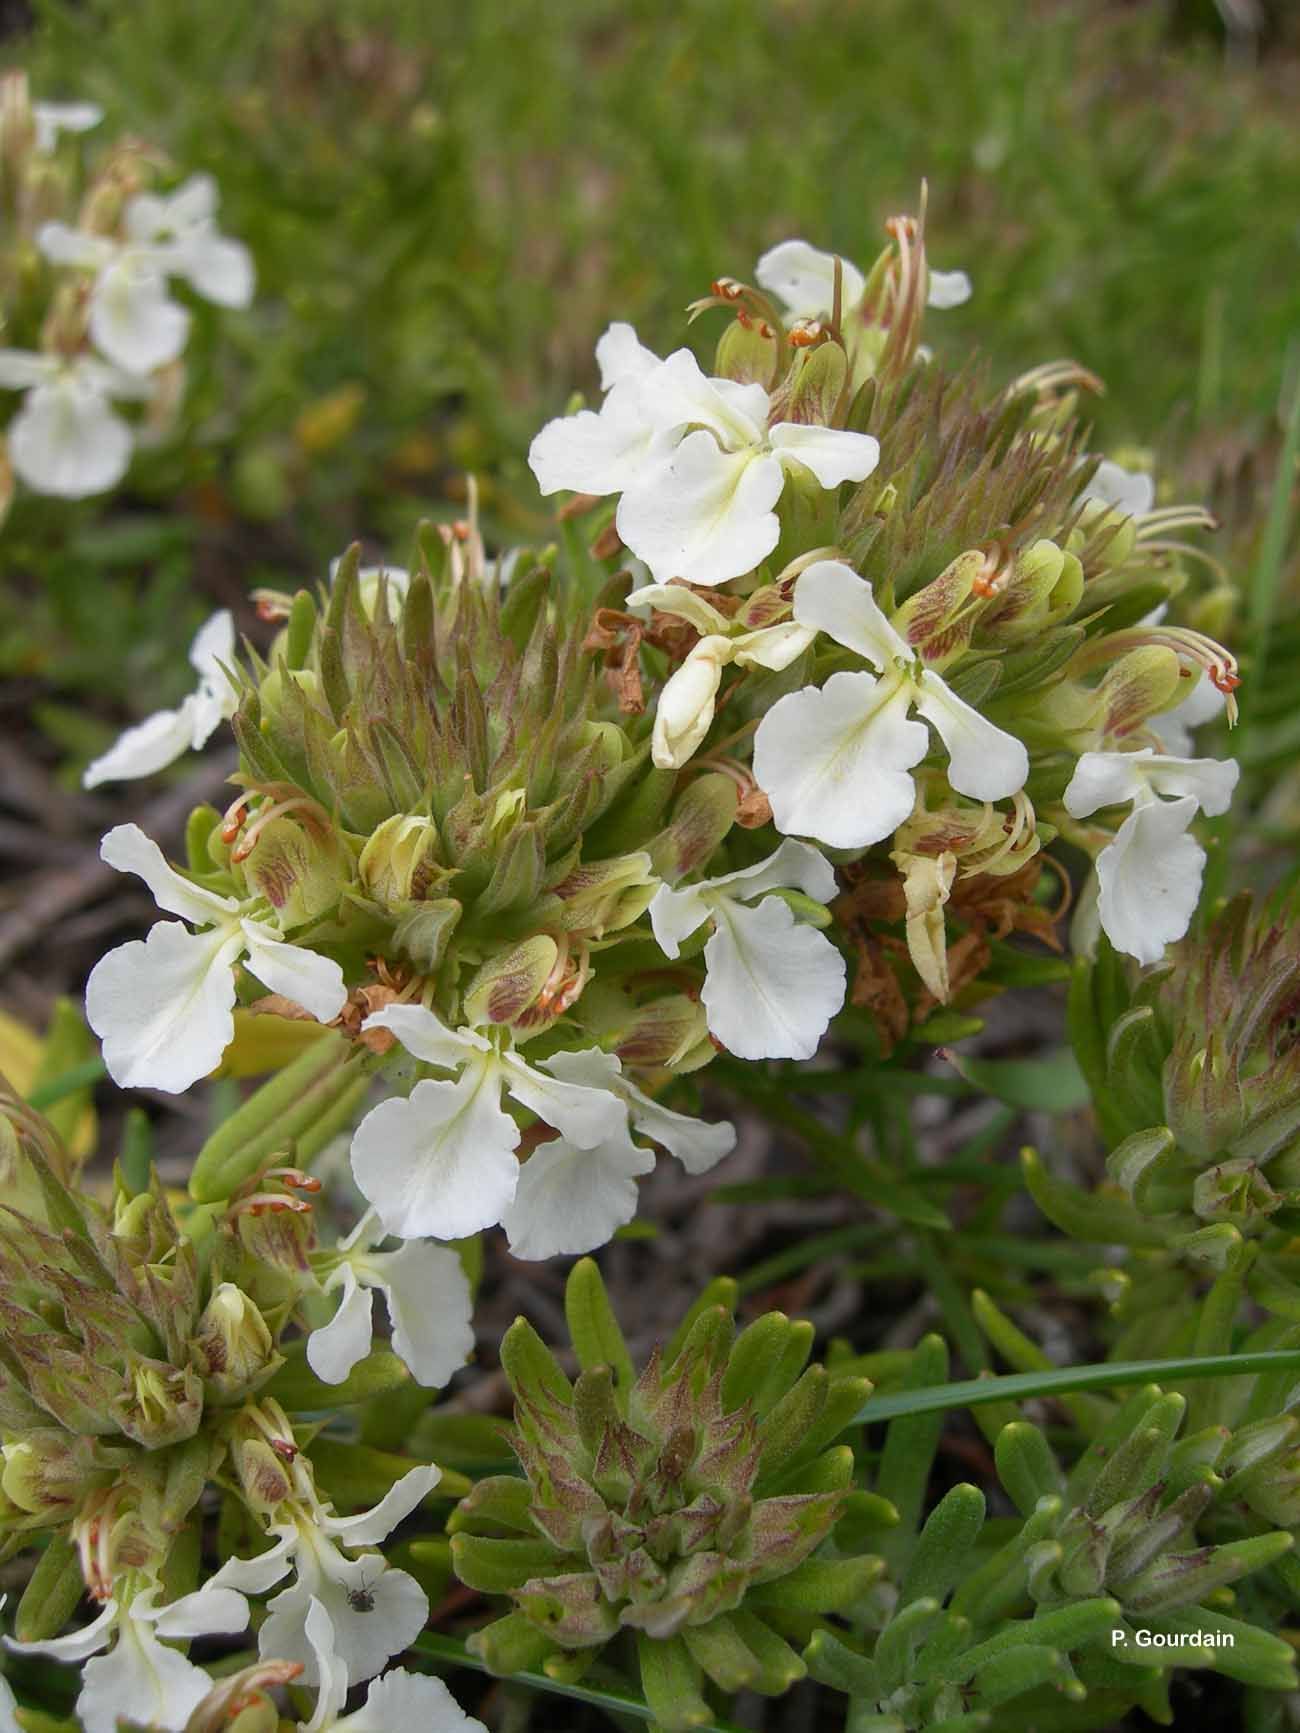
[564,1257,634,1394]
[856,1350,1300,1425]
[942,1047,1089,1113]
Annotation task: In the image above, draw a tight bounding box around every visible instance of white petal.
[1081,458,1154,519]
[366,1241,475,1388]
[359,1004,490,1070]
[350,1068,520,1240]
[264,1564,428,1687]
[150,1585,250,1640]
[8,376,133,498]
[0,1675,20,1733]
[99,822,240,925]
[301,1599,349,1733]
[537,1045,730,1175]
[3,1598,116,1661]
[501,1130,653,1259]
[344,1669,488,1733]
[1149,673,1226,756]
[624,582,729,636]
[753,670,927,848]
[769,422,880,489]
[731,620,817,672]
[325,1465,442,1547]
[617,435,783,586]
[32,101,103,149]
[1142,753,1239,817]
[702,896,846,1061]
[76,1618,211,1733]
[927,269,972,309]
[1096,796,1205,966]
[307,1267,375,1385]
[755,239,866,319]
[189,608,237,682]
[207,1533,296,1597]
[89,258,191,372]
[695,836,840,906]
[85,921,243,1092]
[528,391,666,497]
[791,559,911,668]
[177,232,255,307]
[1063,749,1154,818]
[647,881,711,958]
[637,348,769,448]
[912,670,1029,801]
[0,348,56,389]
[35,220,112,269]
[651,638,728,768]
[595,322,660,390]
[500,1052,629,1149]
[619,1079,736,1175]
[239,921,349,1023]
[82,703,199,788]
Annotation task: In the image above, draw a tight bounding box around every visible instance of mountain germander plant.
[3,192,1295,1733]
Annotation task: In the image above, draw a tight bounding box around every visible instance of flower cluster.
[0,70,251,506]
[0,194,1266,1733]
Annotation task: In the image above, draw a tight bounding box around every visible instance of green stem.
[855,1348,1300,1424]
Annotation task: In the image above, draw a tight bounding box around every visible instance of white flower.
[0,1672,18,1733]
[1080,458,1154,520]
[85,824,348,1092]
[38,175,252,373]
[307,1211,475,1388]
[499,1046,736,1259]
[32,99,103,152]
[752,559,1029,849]
[83,609,238,787]
[209,1465,439,1687]
[756,237,971,319]
[3,1582,247,1733]
[1150,670,1226,756]
[530,342,879,586]
[126,175,254,309]
[1063,748,1239,965]
[648,839,846,1061]
[299,1599,486,1733]
[0,348,148,496]
[627,581,814,768]
[350,1007,629,1241]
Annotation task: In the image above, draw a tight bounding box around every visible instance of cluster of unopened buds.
[0,71,252,506]
[0,201,1249,1731]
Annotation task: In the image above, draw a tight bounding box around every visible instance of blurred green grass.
[4,0,1299,729]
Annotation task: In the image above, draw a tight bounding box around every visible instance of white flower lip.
[649,838,846,1062]
[209,1465,438,1687]
[307,1217,476,1388]
[350,1006,736,1252]
[752,560,1029,849]
[85,824,347,1092]
[0,348,150,498]
[1064,748,1240,965]
[4,1584,248,1733]
[83,609,239,787]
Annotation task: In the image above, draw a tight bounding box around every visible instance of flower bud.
[191,1283,281,1401]
[650,775,738,882]
[358,813,443,908]
[713,314,780,389]
[237,812,350,928]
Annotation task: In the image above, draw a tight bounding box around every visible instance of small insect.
[346,1575,376,1613]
